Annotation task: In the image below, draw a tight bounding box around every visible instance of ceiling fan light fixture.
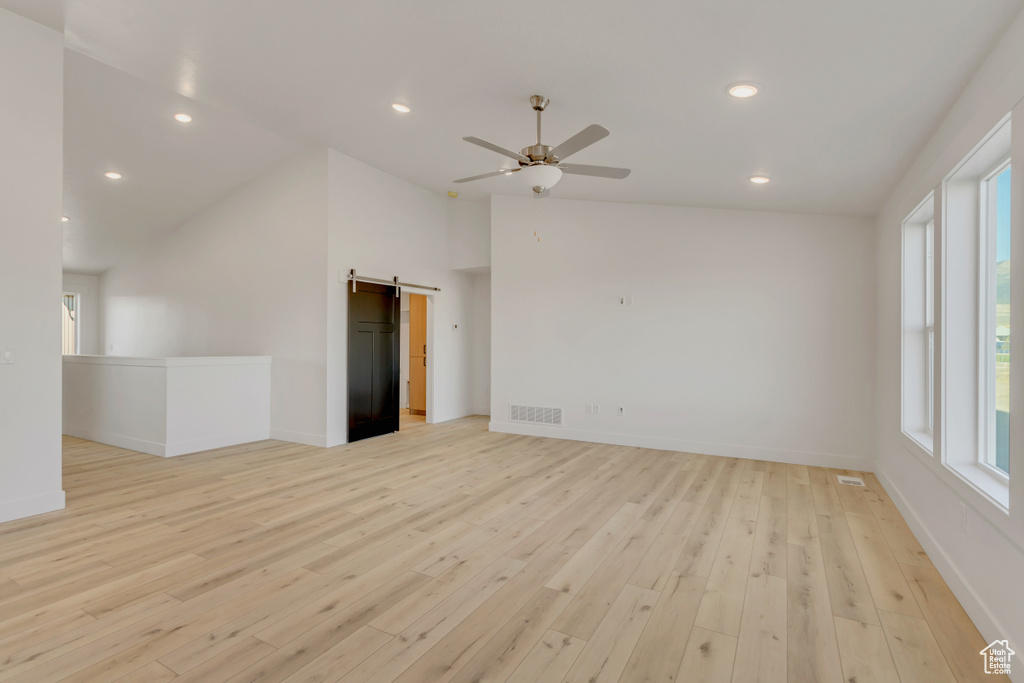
[729,84,758,98]
[519,164,562,192]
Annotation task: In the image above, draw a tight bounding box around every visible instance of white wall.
[491,195,875,470]
[95,147,489,449]
[874,7,1024,653]
[471,272,491,416]
[448,197,492,416]
[63,272,99,355]
[99,150,329,445]
[448,197,491,270]
[0,8,65,523]
[326,150,485,445]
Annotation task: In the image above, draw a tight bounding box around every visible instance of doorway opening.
[400,291,433,431]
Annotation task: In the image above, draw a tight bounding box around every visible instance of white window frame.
[979,158,1011,479]
[900,194,936,457]
[892,112,1024,552]
[939,114,1011,511]
[62,291,80,356]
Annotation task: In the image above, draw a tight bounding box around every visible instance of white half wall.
[63,272,99,355]
[326,150,485,445]
[0,8,65,523]
[874,7,1024,653]
[99,150,329,446]
[63,355,271,457]
[491,194,875,470]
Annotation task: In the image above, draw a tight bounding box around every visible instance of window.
[940,114,1010,508]
[62,292,79,355]
[901,194,935,454]
[926,219,935,432]
[982,162,1010,475]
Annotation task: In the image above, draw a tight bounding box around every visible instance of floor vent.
[510,405,563,426]
[837,475,865,487]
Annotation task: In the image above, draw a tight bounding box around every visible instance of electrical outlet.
[617,406,625,416]
[593,404,600,415]
[960,502,967,533]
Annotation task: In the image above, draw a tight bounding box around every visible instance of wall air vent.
[510,404,563,426]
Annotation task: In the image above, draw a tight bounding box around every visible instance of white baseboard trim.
[488,422,873,471]
[164,430,272,457]
[269,429,328,448]
[65,427,274,457]
[0,490,66,524]
[64,427,166,456]
[875,468,1011,652]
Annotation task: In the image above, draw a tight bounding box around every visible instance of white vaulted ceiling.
[61,52,300,273]
[2,0,1022,271]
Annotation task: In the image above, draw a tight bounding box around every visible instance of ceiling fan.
[454,95,630,198]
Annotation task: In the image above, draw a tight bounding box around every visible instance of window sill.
[901,429,933,461]
[946,462,1010,511]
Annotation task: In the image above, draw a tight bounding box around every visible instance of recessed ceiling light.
[174,113,192,123]
[750,176,770,184]
[105,171,123,180]
[729,84,758,98]
[391,103,411,113]
[61,215,69,223]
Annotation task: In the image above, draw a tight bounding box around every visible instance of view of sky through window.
[995,165,1010,474]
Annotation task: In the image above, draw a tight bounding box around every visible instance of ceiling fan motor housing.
[521,144,555,164]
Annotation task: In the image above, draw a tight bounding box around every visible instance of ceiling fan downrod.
[524,95,553,164]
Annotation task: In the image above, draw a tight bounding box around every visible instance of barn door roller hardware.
[348,269,441,295]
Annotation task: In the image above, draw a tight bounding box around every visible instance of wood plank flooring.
[0,417,1003,682]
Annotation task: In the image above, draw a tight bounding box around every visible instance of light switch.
[1,348,13,364]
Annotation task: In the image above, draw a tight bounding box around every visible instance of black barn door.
[348,281,400,442]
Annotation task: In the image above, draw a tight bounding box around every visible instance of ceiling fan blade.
[559,163,631,179]
[453,169,519,184]
[549,124,610,161]
[463,136,528,162]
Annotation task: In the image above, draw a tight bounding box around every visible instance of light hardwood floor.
[0,417,1003,682]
